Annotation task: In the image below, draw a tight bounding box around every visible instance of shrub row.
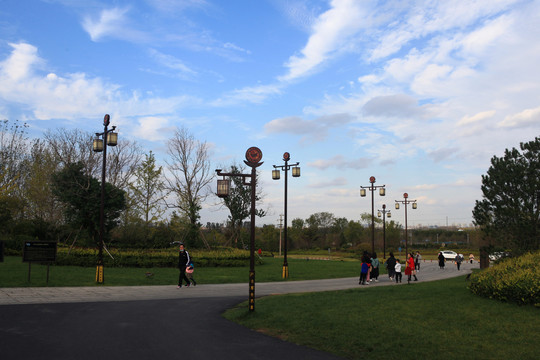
[55,247,262,268]
[468,251,540,307]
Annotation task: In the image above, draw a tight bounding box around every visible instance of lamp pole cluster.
[395,193,417,256]
[360,176,385,254]
[377,204,391,259]
[216,147,263,312]
[92,114,118,284]
[272,152,300,279]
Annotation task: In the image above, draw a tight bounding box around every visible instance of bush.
[54,247,260,268]
[468,251,540,306]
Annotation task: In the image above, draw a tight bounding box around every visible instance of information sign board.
[23,241,57,262]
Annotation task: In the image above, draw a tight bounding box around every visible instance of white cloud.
[0,42,197,123]
[458,110,496,126]
[0,42,43,80]
[264,113,354,143]
[132,116,175,141]
[82,7,149,42]
[498,106,540,128]
[307,155,371,170]
[279,0,366,82]
[211,84,282,106]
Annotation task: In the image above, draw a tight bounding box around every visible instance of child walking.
[359,260,369,285]
[395,259,402,283]
[185,262,197,286]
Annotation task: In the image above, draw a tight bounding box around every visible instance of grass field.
[0,256,362,287]
[223,275,540,360]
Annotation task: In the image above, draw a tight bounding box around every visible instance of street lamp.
[92,114,118,284]
[360,176,385,254]
[377,204,391,259]
[395,193,417,256]
[216,146,263,312]
[272,152,300,279]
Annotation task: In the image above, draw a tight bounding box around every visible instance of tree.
[22,139,62,223]
[130,151,166,225]
[165,127,213,247]
[0,120,29,216]
[472,137,540,252]
[220,163,266,247]
[51,162,126,244]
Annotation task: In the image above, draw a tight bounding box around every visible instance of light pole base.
[282,265,289,279]
[95,265,104,283]
[249,271,255,312]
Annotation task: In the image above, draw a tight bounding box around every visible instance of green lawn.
[0,256,362,287]
[223,275,540,360]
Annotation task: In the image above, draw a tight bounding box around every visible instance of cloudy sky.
[1,0,539,228]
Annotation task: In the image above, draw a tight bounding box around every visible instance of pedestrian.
[394,259,402,283]
[386,252,396,281]
[438,252,445,269]
[185,262,197,286]
[361,251,372,284]
[177,242,191,288]
[455,254,462,270]
[415,251,422,271]
[469,253,475,264]
[406,253,418,284]
[359,258,369,285]
[371,252,380,282]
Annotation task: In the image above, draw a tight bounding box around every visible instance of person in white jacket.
[395,259,402,283]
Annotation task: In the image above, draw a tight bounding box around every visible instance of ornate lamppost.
[377,204,391,259]
[216,147,263,312]
[395,193,417,256]
[272,152,300,279]
[360,176,385,254]
[92,114,118,283]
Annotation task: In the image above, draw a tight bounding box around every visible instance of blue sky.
[1,0,539,228]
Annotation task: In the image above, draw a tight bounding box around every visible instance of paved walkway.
[0,261,478,305]
[0,261,477,360]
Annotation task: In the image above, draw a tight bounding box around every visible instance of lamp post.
[272,152,300,279]
[360,176,385,254]
[377,204,391,259]
[395,193,417,256]
[216,147,263,312]
[92,114,118,284]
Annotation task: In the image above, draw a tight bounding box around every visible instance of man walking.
[178,242,191,288]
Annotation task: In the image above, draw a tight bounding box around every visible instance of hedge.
[54,247,264,268]
[468,251,540,307]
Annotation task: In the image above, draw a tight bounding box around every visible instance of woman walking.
[406,253,418,284]
[370,252,380,282]
[438,252,445,269]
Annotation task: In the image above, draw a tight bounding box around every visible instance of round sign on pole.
[370,176,376,183]
[283,152,290,161]
[246,147,263,164]
[404,193,408,198]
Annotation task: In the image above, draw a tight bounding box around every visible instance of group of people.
[437,252,474,270]
[360,251,419,285]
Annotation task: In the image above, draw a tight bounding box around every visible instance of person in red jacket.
[405,253,418,284]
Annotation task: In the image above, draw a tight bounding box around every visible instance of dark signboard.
[23,241,57,262]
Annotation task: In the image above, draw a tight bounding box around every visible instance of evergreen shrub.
[468,251,540,306]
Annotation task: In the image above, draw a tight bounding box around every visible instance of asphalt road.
[0,261,477,360]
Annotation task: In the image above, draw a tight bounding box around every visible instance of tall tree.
[0,120,29,214]
[130,151,166,232]
[220,164,266,247]
[51,162,126,243]
[473,137,540,252]
[22,139,62,223]
[165,127,213,247]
